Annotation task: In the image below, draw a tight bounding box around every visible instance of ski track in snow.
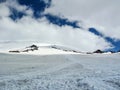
[0,53,120,90]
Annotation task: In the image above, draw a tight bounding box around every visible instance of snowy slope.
[0,52,120,90]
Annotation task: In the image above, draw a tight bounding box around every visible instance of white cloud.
[0,16,111,51]
[0,0,112,51]
[0,3,10,17]
[46,0,120,39]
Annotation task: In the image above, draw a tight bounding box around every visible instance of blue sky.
[0,0,120,52]
[8,0,80,28]
[89,28,120,52]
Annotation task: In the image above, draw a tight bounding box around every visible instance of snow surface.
[0,42,120,90]
[0,53,120,90]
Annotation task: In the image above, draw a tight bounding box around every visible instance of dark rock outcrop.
[93,49,103,53]
[9,44,39,53]
[29,44,38,50]
[9,50,20,53]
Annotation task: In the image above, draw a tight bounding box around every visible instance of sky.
[0,0,120,52]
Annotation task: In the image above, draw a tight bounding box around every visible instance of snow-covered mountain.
[7,44,81,55]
